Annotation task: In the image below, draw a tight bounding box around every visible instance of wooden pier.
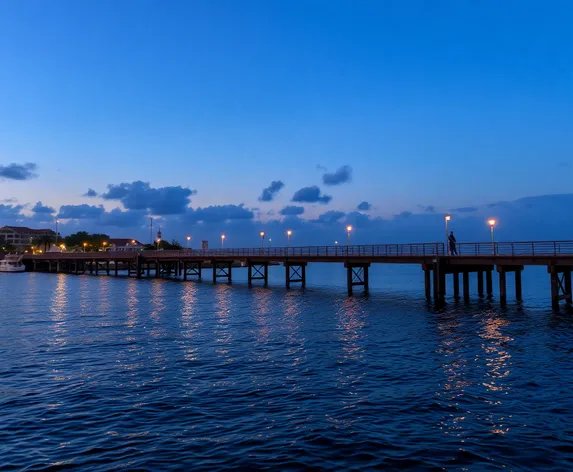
[22,240,573,308]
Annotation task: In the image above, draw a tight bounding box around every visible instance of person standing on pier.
[448,231,458,255]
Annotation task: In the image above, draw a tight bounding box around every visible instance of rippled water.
[1,266,573,471]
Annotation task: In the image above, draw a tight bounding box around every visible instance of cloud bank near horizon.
[3,193,573,248]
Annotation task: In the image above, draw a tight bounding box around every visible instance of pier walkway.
[23,240,573,308]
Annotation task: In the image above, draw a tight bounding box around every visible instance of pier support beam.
[433,258,446,303]
[496,265,524,305]
[345,263,370,296]
[183,262,202,281]
[248,261,268,287]
[212,261,232,284]
[499,270,507,305]
[463,271,470,301]
[114,261,118,276]
[285,262,307,289]
[477,271,484,297]
[548,265,573,309]
[486,270,493,298]
[452,272,459,299]
[424,267,431,300]
[515,269,522,301]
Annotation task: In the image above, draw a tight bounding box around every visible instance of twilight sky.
[1,1,572,246]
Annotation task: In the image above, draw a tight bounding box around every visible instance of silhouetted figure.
[448,231,457,255]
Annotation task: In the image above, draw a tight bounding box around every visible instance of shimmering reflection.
[78,276,91,316]
[49,275,69,347]
[96,276,111,316]
[434,310,470,439]
[251,287,272,345]
[281,292,306,368]
[335,297,367,425]
[336,297,367,362]
[179,282,200,361]
[21,272,38,315]
[125,278,140,329]
[149,280,167,337]
[2,272,573,471]
[214,284,233,363]
[121,279,145,376]
[478,312,513,435]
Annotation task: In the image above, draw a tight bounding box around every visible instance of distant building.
[108,238,145,252]
[0,226,56,250]
[202,240,208,250]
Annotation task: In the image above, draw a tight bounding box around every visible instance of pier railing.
[24,241,573,260]
[455,240,573,257]
[143,242,446,258]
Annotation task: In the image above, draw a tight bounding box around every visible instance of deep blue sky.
[1,1,572,245]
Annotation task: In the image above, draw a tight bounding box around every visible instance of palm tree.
[32,235,55,252]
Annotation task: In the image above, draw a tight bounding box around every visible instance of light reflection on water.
[1,272,572,471]
[214,284,233,363]
[180,281,199,362]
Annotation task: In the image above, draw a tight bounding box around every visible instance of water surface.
[1,267,572,470]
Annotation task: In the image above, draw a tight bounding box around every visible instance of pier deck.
[22,240,573,308]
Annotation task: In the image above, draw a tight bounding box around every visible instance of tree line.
[2,231,184,253]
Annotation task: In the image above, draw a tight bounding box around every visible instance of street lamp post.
[102,241,108,251]
[260,231,265,248]
[488,219,496,254]
[83,242,87,252]
[186,236,191,248]
[221,234,225,249]
[287,230,292,247]
[346,225,353,245]
[156,238,161,250]
[445,214,451,255]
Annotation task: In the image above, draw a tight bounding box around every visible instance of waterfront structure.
[107,239,145,252]
[0,226,56,250]
[23,240,573,308]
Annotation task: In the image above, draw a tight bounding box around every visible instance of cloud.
[187,204,254,223]
[314,210,346,224]
[451,207,478,213]
[292,186,332,204]
[396,211,413,218]
[0,163,37,181]
[279,205,305,216]
[58,204,106,219]
[322,165,352,186]
[357,201,372,211]
[2,198,17,203]
[99,209,148,227]
[102,181,194,215]
[0,204,24,220]
[83,188,97,197]
[32,201,56,214]
[418,205,435,213]
[258,181,285,202]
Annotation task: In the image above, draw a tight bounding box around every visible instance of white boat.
[0,255,25,272]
